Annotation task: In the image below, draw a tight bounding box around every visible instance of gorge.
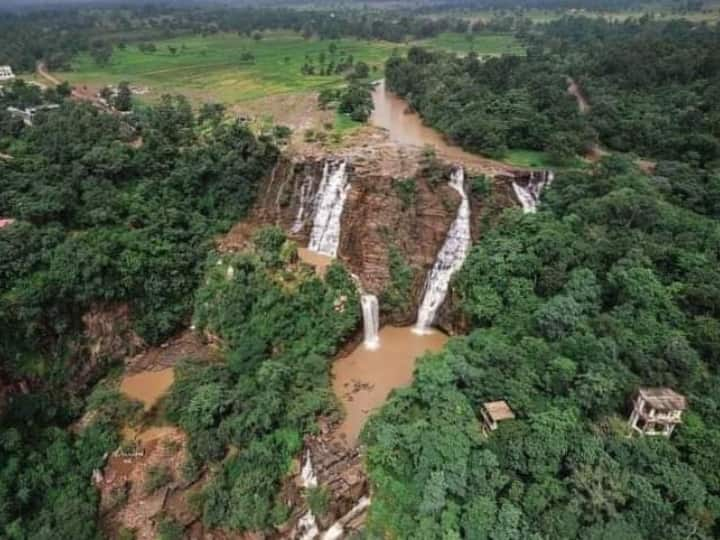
[91,78,555,540]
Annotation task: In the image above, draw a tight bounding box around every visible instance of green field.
[501,149,554,168]
[58,31,524,105]
[61,32,400,103]
[501,148,588,170]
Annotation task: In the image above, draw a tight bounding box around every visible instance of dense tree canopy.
[165,229,359,532]
[386,17,720,166]
[0,94,277,539]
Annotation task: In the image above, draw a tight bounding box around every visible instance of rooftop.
[483,400,515,422]
[638,387,687,411]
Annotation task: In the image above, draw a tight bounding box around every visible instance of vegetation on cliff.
[165,228,359,531]
[0,93,276,538]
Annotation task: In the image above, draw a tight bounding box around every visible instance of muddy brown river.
[370,79,496,165]
[120,368,174,410]
[333,326,448,445]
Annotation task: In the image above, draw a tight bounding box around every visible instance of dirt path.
[567,77,590,114]
[568,77,656,173]
[37,62,106,107]
[0,152,12,161]
[36,63,62,86]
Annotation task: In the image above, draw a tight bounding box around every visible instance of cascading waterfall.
[298,511,320,540]
[361,294,380,350]
[512,170,554,214]
[414,167,471,333]
[298,452,320,540]
[301,451,318,488]
[308,160,350,257]
[291,172,316,234]
[320,496,371,540]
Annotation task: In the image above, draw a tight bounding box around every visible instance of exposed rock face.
[253,148,473,326]
[82,303,145,367]
[99,427,192,540]
[282,420,368,540]
[252,147,530,330]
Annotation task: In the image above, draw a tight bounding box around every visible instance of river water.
[120,368,174,410]
[370,80,491,164]
[332,326,447,445]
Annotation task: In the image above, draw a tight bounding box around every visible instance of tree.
[114,82,132,112]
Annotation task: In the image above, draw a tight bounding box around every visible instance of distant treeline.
[416,0,704,11]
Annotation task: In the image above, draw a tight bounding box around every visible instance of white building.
[0,66,15,82]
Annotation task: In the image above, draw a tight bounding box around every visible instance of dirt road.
[567,77,590,114]
[36,62,106,106]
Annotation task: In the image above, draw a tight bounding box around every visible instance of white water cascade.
[320,496,372,540]
[291,173,316,234]
[298,451,320,540]
[361,294,380,350]
[512,170,554,213]
[414,167,471,333]
[301,451,318,488]
[298,511,320,540]
[308,160,350,257]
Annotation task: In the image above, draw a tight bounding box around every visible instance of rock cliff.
[249,144,521,328]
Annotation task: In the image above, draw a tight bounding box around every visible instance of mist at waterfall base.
[413,167,471,334]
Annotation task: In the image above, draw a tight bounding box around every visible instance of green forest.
[386,17,720,166]
[363,155,720,538]
[0,88,277,536]
[166,231,358,530]
[2,2,720,539]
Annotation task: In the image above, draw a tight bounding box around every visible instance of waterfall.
[298,451,320,540]
[291,173,315,234]
[308,160,350,257]
[512,170,554,214]
[320,496,371,540]
[414,167,471,333]
[361,294,380,350]
[301,451,318,488]
[298,511,320,540]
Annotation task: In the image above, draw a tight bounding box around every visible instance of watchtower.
[628,387,687,437]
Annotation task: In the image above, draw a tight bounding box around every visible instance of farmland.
[57,31,523,105]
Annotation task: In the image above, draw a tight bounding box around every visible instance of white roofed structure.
[0,66,15,82]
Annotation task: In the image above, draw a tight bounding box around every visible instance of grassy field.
[60,31,400,103]
[501,149,554,168]
[58,31,523,105]
[501,148,588,170]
